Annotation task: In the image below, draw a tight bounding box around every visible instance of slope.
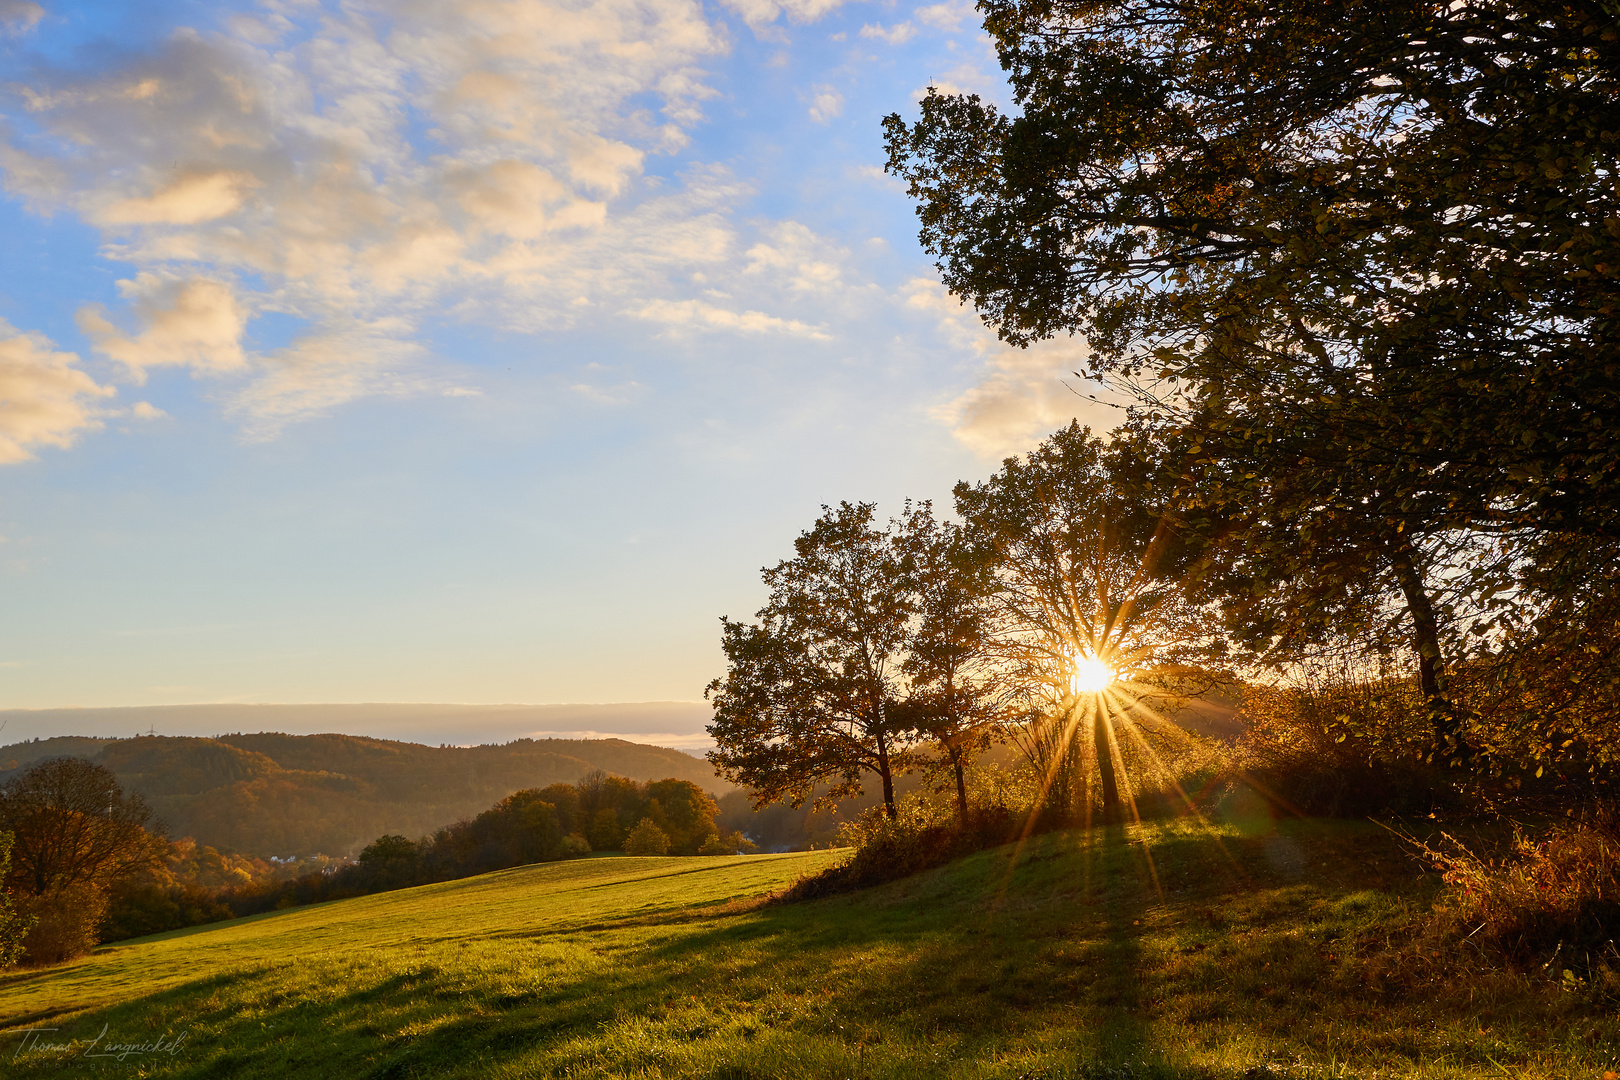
[0,820,1610,1078]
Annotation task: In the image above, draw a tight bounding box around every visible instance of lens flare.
[1069,655,1115,694]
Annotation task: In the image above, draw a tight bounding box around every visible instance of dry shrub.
[1237,679,1456,817]
[1413,817,1620,968]
[779,799,1020,901]
[19,883,109,965]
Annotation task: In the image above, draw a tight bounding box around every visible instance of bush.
[559,833,592,857]
[1236,680,1459,818]
[698,829,760,856]
[19,883,108,966]
[1413,817,1620,967]
[623,818,670,856]
[100,882,232,943]
[781,799,1019,901]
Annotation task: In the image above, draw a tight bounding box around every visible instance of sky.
[0,0,1111,739]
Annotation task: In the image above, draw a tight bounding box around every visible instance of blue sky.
[0,0,1107,735]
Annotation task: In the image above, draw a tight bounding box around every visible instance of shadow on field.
[4,820,1450,1080]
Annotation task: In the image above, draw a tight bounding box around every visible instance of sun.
[1069,655,1115,694]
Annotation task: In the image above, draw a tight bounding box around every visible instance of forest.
[0,732,722,856]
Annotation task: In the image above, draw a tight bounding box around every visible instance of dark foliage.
[779,806,1024,900]
[0,732,723,858]
[98,774,728,940]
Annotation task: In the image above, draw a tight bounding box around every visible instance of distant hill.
[0,701,714,748]
[0,732,729,858]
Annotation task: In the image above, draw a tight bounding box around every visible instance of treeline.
[102,770,756,945]
[0,732,726,858]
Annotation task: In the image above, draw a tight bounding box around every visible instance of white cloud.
[3,0,751,433]
[0,0,41,36]
[634,298,829,339]
[721,0,850,31]
[902,278,1118,458]
[77,275,248,382]
[227,322,436,440]
[744,222,847,294]
[0,320,116,463]
[807,85,844,124]
[848,162,904,191]
[98,170,260,226]
[860,21,916,44]
[913,0,976,32]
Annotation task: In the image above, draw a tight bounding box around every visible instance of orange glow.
[1069,654,1115,694]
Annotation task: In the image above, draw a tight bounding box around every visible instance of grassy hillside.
[0,820,1611,1078]
[0,733,726,857]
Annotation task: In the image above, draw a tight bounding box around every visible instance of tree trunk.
[1091,699,1121,824]
[875,729,897,819]
[952,749,968,820]
[1389,536,1462,759]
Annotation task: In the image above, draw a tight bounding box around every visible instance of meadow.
[1,817,1613,1080]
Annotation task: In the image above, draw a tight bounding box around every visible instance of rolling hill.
[0,732,728,857]
[0,821,1606,1078]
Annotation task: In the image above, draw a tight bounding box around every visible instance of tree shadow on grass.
[0,822,1443,1080]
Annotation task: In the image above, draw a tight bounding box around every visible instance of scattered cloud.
[98,169,261,226]
[227,323,435,440]
[0,320,116,463]
[635,298,829,339]
[902,278,1116,458]
[2,0,754,434]
[0,0,41,37]
[77,276,248,382]
[860,21,916,44]
[913,0,976,32]
[807,84,844,124]
[744,222,848,294]
[848,162,904,191]
[721,0,850,31]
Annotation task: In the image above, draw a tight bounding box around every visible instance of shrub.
[623,818,671,856]
[559,833,592,858]
[781,798,1019,901]
[698,829,760,856]
[100,882,232,943]
[1236,679,1458,818]
[1413,817,1620,967]
[19,883,108,965]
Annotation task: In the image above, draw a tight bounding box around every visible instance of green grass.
[1,822,1615,1079]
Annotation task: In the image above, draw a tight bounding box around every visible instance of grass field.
[1,819,1615,1079]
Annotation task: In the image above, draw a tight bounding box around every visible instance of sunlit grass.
[0,826,1614,1078]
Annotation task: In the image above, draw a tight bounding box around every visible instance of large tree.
[955,423,1215,823]
[885,0,1620,760]
[708,502,916,818]
[0,757,165,898]
[892,502,1016,819]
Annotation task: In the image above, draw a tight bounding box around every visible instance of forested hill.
[0,733,726,858]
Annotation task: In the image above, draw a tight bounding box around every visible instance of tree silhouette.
[708,502,916,818]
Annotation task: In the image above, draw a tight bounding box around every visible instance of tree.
[641,779,721,854]
[955,424,1215,823]
[0,832,33,970]
[708,502,917,818]
[0,758,165,897]
[892,502,1013,819]
[577,771,644,851]
[357,834,422,890]
[884,0,1620,763]
[623,818,671,856]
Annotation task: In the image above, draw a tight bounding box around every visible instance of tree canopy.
[0,757,165,898]
[885,0,1620,765]
[708,502,916,816]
